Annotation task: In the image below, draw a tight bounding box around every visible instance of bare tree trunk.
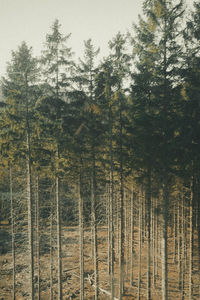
[117,191,120,257]
[181,195,185,300]
[173,201,177,264]
[109,161,114,298]
[152,198,156,288]
[35,176,40,300]
[197,175,200,300]
[138,191,142,300]
[184,199,187,273]
[118,166,124,300]
[79,171,84,300]
[189,180,194,300]
[107,184,111,275]
[125,193,129,278]
[130,190,135,286]
[10,167,16,300]
[146,170,151,300]
[118,88,125,300]
[91,150,98,300]
[50,189,54,300]
[177,199,180,278]
[26,130,34,300]
[56,172,62,300]
[179,197,182,291]
[155,198,158,279]
[142,192,145,244]
[25,72,34,300]
[161,178,168,300]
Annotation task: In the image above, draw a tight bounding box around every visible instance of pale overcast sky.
[0,0,194,77]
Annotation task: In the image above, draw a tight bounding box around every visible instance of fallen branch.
[64,266,79,273]
[87,274,119,300]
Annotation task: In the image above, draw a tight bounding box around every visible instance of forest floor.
[0,223,199,299]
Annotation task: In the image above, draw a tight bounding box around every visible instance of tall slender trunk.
[119,97,124,300]
[79,169,84,300]
[117,190,120,257]
[107,184,111,275]
[162,4,169,297]
[173,201,177,264]
[109,155,114,298]
[142,192,145,244]
[91,149,98,300]
[50,189,54,300]
[125,193,129,277]
[138,193,143,300]
[56,149,62,300]
[181,195,185,300]
[179,197,182,290]
[35,176,40,300]
[197,175,200,300]
[130,190,135,286]
[177,199,181,279]
[152,197,156,288]
[189,179,194,300]
[10,167,16,300]
[155,198,158,279]
[161,178,168,300]
[27,128,34,300]
[106,86,115,298]
[25,73,34,300]
[138,191,142,300]
[119,168,124,300]
[146,170,151,300]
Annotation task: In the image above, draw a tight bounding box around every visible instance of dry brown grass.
[0,224,199,299]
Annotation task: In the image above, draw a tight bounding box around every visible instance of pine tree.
[95,58,119,299]
[109,32,131,300]
[130,13,159,298]
[130,1,185,299]
[40,20,74,299]
[2,41,38,300]
[72,39,104,300]
[180,2,200,298]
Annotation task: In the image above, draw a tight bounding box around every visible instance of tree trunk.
[107,184,111,275]
[35,176,40,300]
[189,180,194,300]
[173,201,177,264]
[152,197,156,288]
[181,195,185,300]
[50,189,54,300]
[26,130,34,300]
[142,192,145,244]
[146,170,151,300]
[125,193,129,278]
[179,197,182,290]
[10,167,16,300]
[130,190,135,286]
[177,199,181,279]
[161,178,168,300]
[155,198,158,279]
[91,150,98,300]
[56,173,62,300]
[197,175,200,300]
[25,72,34,300]
[79,171,84,300]
[55,147,62,300]
[118,169,124,300]
[138,191,142,300]
[109,170,114,298]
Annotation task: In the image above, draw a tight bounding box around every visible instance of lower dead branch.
[87,274,119,300]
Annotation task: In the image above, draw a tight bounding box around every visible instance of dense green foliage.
[0,1,199,226]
